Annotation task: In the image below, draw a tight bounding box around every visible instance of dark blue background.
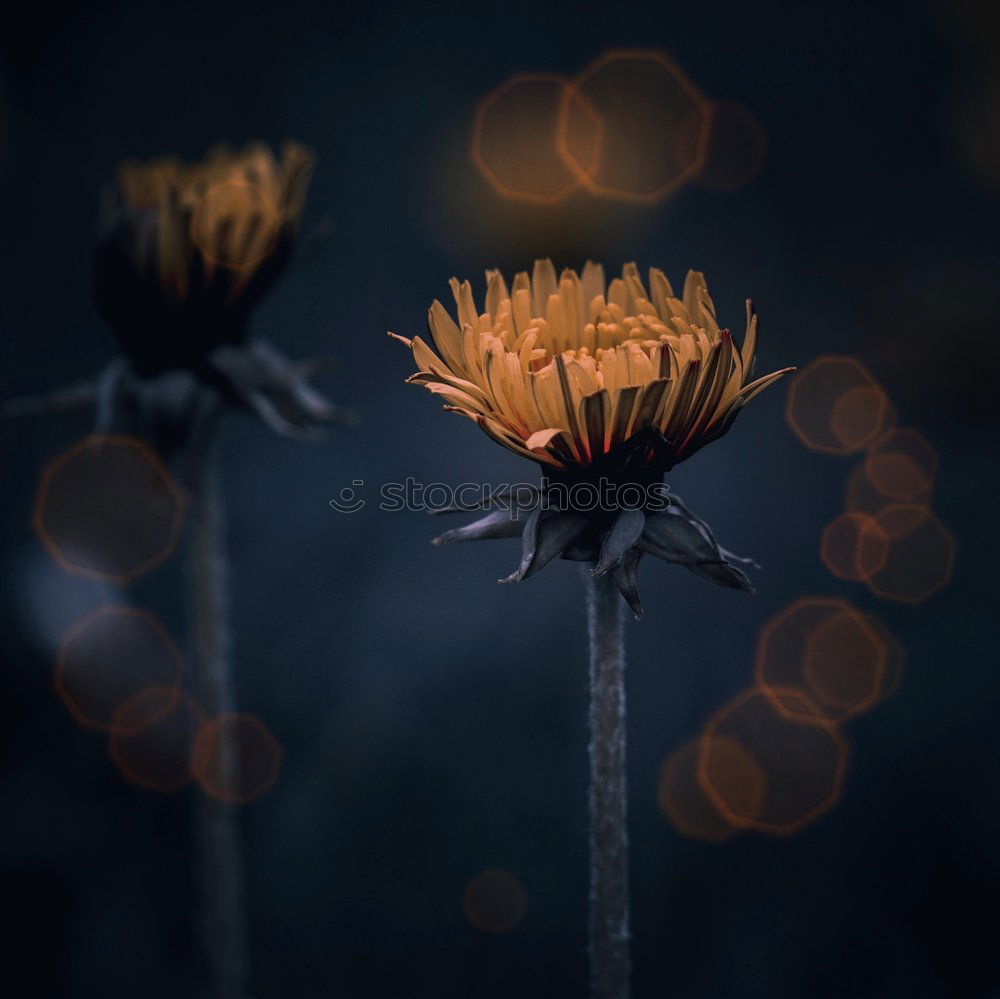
[1,1,997,995]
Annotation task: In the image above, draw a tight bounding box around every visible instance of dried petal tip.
[639,493,759,595]
[432,508,526,546]
[499,512,589,583]
[611,550,644,620]
[592,508,646,578]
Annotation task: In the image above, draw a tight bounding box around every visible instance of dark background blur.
[2,1,999,996]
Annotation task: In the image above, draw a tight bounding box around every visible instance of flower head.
[392,259,792,476]
[95,142,313,375]
[90,142,352,445]
[394,261,794,615]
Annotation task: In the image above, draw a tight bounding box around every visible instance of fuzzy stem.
[186,406,249,999]
[584,567,631,999]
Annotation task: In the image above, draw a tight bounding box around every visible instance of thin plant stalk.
[185,401,249,999]
[584,567,631,999]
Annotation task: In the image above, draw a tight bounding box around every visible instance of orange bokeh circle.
[658,736,762,843]
[844,462,933,537]
[755,597,887,724]
[859,504,956,604]
[34,435,184,586]
[698,686,848,837]
[863,428,939,502]
[55,606,185,733]
[108,687,204,793]
[472,73,603,205]
[192,713,283,804]
[820,511,890,582]
[785,357,889,455]
[462,869,528,934]
[556,49,711,204]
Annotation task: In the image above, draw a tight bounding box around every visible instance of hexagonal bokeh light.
[34,435,184,585]
[699,687,848,837]
[55,606,185,732]
[192,713,283,804]
[859,504,956,603]
[658,736,763,843]
[803,614,888,718]
[557,49,710,203]
[831,386,894,451]
[462,869,528,934]
[755,598,887,724]
[785,357,891,454]
[863,428,939,502]
[821,511,890,582]
[472,73,602,204]
[844,462,933,535]
[108,687,204,793]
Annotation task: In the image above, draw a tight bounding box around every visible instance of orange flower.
[95,143,313,376]
[392,260,792,472]
[115,142,312,301]
[395,260,794,612]
[89,143,351,439]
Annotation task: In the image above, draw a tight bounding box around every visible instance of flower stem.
[584,567,631,999]
[185,405,249,999]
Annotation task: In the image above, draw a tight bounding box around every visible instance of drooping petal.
[432,507,528,545]
[407,366,492,409]
[475,414,563,466]
[668,493,760,570]
[735,366,795,404]
[423,382,487,412]
[499,512,589,583]
[593,508,646,577]
[640,510,722,565]
[525,427,575,464]
[685,559,756,594]
[410,335,451,377]
[720,548,760,570]
[611,548,644,619]
[739,300,758,379]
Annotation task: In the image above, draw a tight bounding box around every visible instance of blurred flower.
[95,143,312,373]
[393,261,792,614]
[88,142,350,444]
